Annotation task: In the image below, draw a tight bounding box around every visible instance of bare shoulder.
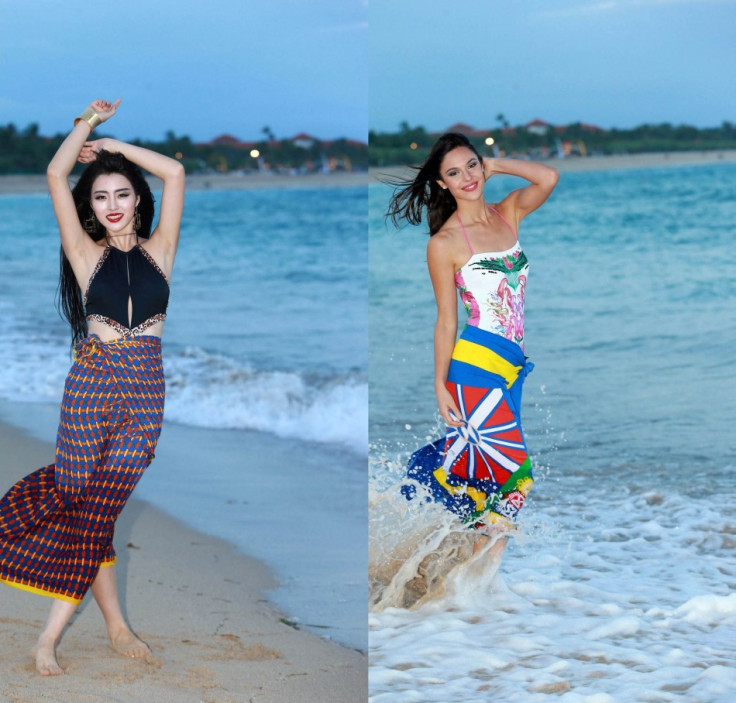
[428,219,465,268]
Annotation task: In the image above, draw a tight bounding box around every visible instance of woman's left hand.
[77,139,108,164]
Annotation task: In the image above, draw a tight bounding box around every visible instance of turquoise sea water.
[369,162,736,700]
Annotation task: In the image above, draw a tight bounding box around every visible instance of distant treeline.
[369,121,736,167]
[0,124,368,175]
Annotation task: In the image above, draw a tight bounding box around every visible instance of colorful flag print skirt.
[403,327,534,530]
[0,335,165,603]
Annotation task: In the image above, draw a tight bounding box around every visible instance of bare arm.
[80,138,185,274]
[483,157,559,232]
[47,99,120,279]
[427,235,463,427]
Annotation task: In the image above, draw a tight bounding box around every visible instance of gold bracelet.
[74,107,103,131]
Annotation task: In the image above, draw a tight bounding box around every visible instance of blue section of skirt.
[446,327,534,412]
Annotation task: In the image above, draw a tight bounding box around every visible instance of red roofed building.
[322,138,368,148]
[579,122,606,133]
[210,134,246,148]
[444,122,478,135]
[525,119,552,136]
[554,122,607,134]
[291,132,318,149]
[207,134,260,149]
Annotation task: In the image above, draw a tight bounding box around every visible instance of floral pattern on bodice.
[455,246,529,349]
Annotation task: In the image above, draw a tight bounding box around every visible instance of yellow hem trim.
[451,339,521,387]
[0,576,82,604]
[100,558,117,568]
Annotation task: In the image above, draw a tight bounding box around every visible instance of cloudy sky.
[369,0,735,133]
[1,0,367,142]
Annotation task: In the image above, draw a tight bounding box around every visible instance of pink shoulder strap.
[456,213,474,255]
[489,205,516,237]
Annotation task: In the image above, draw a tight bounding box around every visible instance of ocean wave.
[164,347,367,453]
[0,330,366,454]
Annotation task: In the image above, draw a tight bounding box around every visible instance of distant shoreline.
[3,149,735,196]
[370,149,736,181]
[0,170,369,195]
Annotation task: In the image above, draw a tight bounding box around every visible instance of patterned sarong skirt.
[404,327,534,529]
[0,335,164,603]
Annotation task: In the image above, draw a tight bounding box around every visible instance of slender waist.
[449,328,533,389]
[75,333,161,355]
[72,334,163,375]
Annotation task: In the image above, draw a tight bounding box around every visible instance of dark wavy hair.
[385,132,483,236]
[57,150,155,345]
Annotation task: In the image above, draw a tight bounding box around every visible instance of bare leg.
[473,533,508,559]
[32,598,78,675]
[90,564,152,660]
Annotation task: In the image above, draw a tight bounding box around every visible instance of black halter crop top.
[84,244,169,337]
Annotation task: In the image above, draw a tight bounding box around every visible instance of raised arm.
[80,137,185,273]
[427,234,463,428]
[483,157,559,232]
[47,100,120,275]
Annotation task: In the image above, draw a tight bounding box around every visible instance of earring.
[83,214,97,234]
[133,208,141,232]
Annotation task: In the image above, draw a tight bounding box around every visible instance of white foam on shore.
[369,454,736,701]
[674,593,736,625]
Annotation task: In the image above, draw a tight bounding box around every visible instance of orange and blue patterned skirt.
[0,335,164,603]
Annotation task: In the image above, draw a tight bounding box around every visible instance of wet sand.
[0,421,367,702]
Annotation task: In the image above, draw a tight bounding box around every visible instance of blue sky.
[1,0,367,142]
[369,0,735,133]
[2,0,732,142]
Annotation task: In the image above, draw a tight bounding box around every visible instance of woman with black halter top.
[0,99,185,675]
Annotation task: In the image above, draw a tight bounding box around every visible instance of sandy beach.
[370,148,736,181]
[0,421,367,702]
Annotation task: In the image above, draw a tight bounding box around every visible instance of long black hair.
[57,150,155,345]
[385,132,483,236]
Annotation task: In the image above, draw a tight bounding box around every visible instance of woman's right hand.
[436,385,463,427]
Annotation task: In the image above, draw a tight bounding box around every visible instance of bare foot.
[109,626,153,661]
[31,640,64,676]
